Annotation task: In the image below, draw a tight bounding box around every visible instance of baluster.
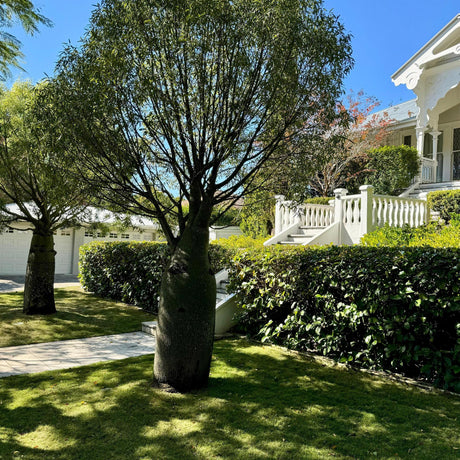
[353,199,360,224]
[388,198,398,227]
[398,200,404,227]
[415,202,421,227]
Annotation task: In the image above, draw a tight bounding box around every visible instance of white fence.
[274,196,334,234]
[271,185,429,246]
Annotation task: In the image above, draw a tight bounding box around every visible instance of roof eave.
[391,13,460,82]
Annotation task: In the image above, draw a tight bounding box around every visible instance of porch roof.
[372,99,417,126]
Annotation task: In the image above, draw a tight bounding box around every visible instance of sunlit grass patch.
[0,287,154,347]
[0,339,459,459]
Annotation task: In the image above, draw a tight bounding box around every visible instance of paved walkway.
[0,332,156,378]
[0,274,81,293]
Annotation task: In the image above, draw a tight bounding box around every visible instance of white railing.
[302,204,335,228]
[372,195,428,228]
[274,195,334,234]
[272,185,429,246]
[421,157,437,183]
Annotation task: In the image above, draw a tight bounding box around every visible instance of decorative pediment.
[392,14,460,90]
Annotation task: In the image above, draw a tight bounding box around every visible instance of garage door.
[54,228,74,274]
[0,229,32,275]
[0,228,74,276]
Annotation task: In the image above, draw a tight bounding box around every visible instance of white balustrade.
[372,195,427,228]
[302,204,334,228]
[272,185,428,245]
[275,196,335,234]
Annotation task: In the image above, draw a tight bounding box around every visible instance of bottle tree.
[49,0,353,391]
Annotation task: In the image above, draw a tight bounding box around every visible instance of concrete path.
[0,332,156,378]
[0,274,81,293]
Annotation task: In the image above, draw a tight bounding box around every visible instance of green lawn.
[0,288,155,347]
[1,339,459,460]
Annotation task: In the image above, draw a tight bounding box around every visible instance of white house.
[266,15,460,247]
[376,13,460,196]
[0,206,160,276]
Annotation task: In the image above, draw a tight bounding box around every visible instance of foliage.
[229,245,460,392]
[79,241,236,313]
[2,341,459,460]
[0,0,51,79]
[240,186,276,238]
[305,196,332,205]
[0,287,154,347]
[361,219,460,248]
[364,145,420,195]
[262,90,392,199]
[427,189,460,222]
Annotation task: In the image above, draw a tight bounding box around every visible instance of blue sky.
[6,1,460,111]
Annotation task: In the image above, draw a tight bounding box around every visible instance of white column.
[430,130,441,183]
[333,188,348,245]
[274,195,285,235]
[430,131,440,160]
[333,188,348,224]
[416,127,425,157]
[359,185,375,236]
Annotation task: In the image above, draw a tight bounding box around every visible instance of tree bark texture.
[154,222,216,392]
[23,232,56,315]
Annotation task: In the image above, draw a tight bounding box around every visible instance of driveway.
[0,274,81,293]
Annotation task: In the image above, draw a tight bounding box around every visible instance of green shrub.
[361,219,460,248]
[365,145,419,195]
[79,241,234,313]
[211,206,242,226]
[229,245,460,391]
[427,189,460,222]
[305,196,332,205]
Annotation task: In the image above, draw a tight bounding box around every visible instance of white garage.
[0,208,159,276]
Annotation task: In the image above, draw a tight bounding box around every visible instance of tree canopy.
[0,81,91,314]
[50,0,353,391]
[0,0,51,79]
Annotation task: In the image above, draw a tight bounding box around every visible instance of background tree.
[50,0,352,391]
[364,145,420,195]
[0,0,51,79]
[0,81,91,314]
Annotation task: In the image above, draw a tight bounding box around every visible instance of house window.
[403,135,412,146]
[84,231,93,237]
[109,232,118,238]
[60,230,71,236]
[121,234,130,239]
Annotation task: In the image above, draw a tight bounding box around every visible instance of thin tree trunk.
[23,232,56,315]
[154,221,216,392]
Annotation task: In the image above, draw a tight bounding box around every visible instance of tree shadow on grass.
[0,340,459,459]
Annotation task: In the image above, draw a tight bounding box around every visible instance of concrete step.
[409,181,460,198]
[142,321,157,335]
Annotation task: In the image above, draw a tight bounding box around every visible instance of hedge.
[229,245,460,392]
[79,239,460,391]
[361,217,460,248]
[79,241,234,313]
[427,189,460,222]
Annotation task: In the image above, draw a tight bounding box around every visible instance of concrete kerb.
[0,274,81,293]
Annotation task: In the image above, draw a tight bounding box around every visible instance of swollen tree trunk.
[23,231,56,315]
[154,220,216,392]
